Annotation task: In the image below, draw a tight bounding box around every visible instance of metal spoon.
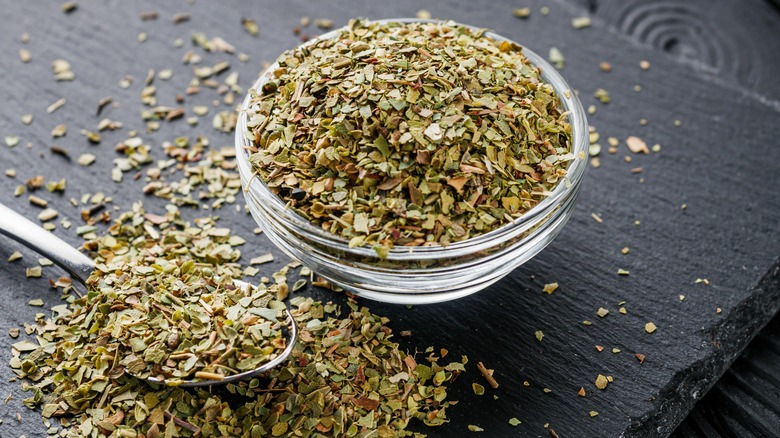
[0,202,298,387]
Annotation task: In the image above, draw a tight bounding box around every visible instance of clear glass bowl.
[235,19,588,304]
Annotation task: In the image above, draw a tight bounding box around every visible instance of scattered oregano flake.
[477,361,499,389]
[626,136,649,154]
[46,98,66,114]
[4,136,20,148]
[77,153,96,166]
[549,46,565,69]
[314,18,334,29]
[61,2,77,13]
[18,49,31,63]
[37,209,58,222]
[241,17,259,36]
[172,12,191,24]
[28,195,47,208]
[594,374,609,390]
[571,17,592,29]
[513,8,531,18]
[594,88,611,104]
[25,266,42,278]
[140,11,158,20]
[52,59,74,81]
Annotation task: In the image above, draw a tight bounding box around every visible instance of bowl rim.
[235,18,588,260]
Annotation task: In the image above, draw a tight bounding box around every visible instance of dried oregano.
[11,204,463,436]
[244,19,573,255]
[12,204,286,387]
[84,263,288,383]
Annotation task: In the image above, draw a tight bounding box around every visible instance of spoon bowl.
[0,202,298,387]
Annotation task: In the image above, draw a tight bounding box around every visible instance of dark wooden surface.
[568,0,780,109]
[672,308,780,437]
[0,1,778,437]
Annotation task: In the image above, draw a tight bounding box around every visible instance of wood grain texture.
[0,1,778,437]
[565,0,780,111]
[672,301,780,437]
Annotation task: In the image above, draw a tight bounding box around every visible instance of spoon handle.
[0,202,94,284]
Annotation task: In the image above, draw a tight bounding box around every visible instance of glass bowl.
[235,19,588,304]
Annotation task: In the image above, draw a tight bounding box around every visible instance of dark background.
[0,0,778,437]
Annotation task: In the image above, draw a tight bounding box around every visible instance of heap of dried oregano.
[80,207,289,383]
[245,19,573,253]
[10,204,462,436]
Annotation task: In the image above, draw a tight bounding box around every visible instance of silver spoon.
[0,202,298,387]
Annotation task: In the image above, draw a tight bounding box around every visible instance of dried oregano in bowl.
[236,18,587,302]
[243,19,575,253]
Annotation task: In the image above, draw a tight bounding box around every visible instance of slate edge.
[625,259,780,437]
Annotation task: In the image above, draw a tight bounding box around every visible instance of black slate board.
[560,1,780,435]
[672,295,780,438]
[0,1,779,437]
